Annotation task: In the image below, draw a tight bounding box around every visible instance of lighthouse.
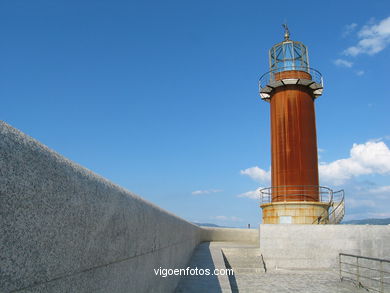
[259,25,345,224]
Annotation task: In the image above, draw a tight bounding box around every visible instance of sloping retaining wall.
[259,224,390,270]
[0,121,201,293]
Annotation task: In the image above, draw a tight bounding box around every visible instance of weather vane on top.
[282,23,290,41]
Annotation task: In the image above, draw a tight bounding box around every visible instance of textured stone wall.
[259,224,390,270]
[0,121,201,293]
[201,227,259,244]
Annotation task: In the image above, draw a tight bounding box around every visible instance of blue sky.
[1,0,390,227]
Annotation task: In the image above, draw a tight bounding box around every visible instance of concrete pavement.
[176,241,368,293]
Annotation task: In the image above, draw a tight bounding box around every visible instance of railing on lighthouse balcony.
[258,186,345,224]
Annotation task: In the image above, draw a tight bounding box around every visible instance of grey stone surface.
[175,242,232,293]
[201,227,259,244]
[177,242,366,293]
[222,247,265,273]
[0,121,201,293]
[259,224,390,270]
[227,270,368,293]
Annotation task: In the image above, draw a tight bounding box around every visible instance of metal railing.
[259,185,333,204]
[339,253,390,292]
[329,190,345,223]
[313,189,345,224]
[258,66,323,90]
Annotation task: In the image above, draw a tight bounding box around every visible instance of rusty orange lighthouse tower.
[259,25,345,224]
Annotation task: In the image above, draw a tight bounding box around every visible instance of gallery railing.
[258,66,323,90]
[259,185,333,204]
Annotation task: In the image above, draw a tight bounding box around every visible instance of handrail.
[313,189,345,224]
[259,66,323,90]
[340,253,390,263]
[330,190,345,223]
[339,253,390,292]
[259,185,333,204]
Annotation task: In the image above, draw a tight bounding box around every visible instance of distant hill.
[192,222,224,227]
[342,218,390,225]
[192,222,252,228]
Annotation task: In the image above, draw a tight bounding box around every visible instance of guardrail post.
[339,254,342,281]
[356,256,360,285]
[380,260,384,293]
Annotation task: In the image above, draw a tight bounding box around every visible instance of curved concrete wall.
[0,121,201,293]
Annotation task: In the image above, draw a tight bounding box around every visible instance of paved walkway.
[230,270,368,293]
[176,242,368,293]
[175,242,232,292]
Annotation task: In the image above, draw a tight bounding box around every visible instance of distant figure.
[248,224,251,229]
[317,216,322,224]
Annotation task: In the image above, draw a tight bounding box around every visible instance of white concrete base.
[259,224,390,270]
[261,202,329,224]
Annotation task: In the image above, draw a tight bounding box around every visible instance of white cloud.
[368,185,390,194]
[240,141,390,187]
[349,212,390,220]
[318,148,325,160]
[319,141,390,185]
[237,188,261,199]
[344,16,390,56]
[334,58,353,68]
[192,189,222,195]
[347,198,376,208]
[214,215,228,220]
[240,166,271,183]
[342,23,357,37]
[212,215,242,222]
[355,70,365,76]
[368,212,390,218]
